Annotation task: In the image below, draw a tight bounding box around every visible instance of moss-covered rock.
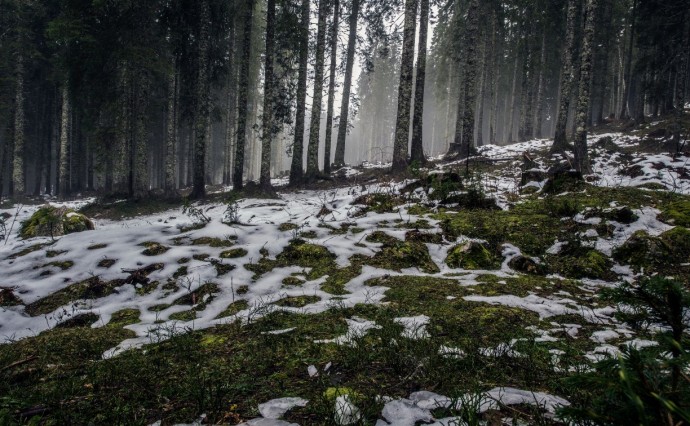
[445,242,498,270]
[508,255,546,275]
[548,249,614,280]
[659,200,690,227]
[20,206,94,239]
[659,227,690,263]
[220,248,248,259]
[367,239,440,273]
[611,228,690,270]
[140,242,170,256]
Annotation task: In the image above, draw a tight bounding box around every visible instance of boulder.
[20,206,95,239]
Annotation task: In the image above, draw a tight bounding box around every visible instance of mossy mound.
[362,237,440,274]
[0,287,21,306]
[25,276,125,316]
[508,256,546,275]
[220,248,248,259]
[352,193,402,215]
[20,206,94,239]
[548,248,614,280]
[245,239,338,281]
[273,295,321,308]
[659,200,690,227]
[140,242,170,256]
[445,242,498,270]
[612,228,690,271]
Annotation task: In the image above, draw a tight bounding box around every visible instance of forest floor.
[1,120,689,425]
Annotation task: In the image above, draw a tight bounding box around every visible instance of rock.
[508,255,546,275]
[19,206,95,239]
[605,207,638,224]
[445,241,498,270]
[543,163,584,194]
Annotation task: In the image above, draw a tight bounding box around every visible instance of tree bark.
[190,0,211,199]
[333,0,361,168]
[410,0,429,164]
[574,0,598,174]
[534,30,547,139]
[165,58,179,195]
[233,0,255,191]
[456,0,480,159]
[289,0,310,184]
[58,85,71,199]
[323,0,340,174]
[552,0,578,153]
[619,0,637,120]
[260,0,276,188]
[12,53,25,196]
[392,0,418,172]
[673,9,690,149]
[306,0,329,179]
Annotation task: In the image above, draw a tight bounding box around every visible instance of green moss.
[278,223,300,232]
[364,239,440,274]
[548,249,614,280]
[216,300,249,318]
[135,280,159,296]
[173,283,220,306]
[20,207,96,239]
[659,200,690,227]
[352,193,402,215]
[109,309,141,326]
[191,237,235,248]
[213,262,235,277]
[8,243,52,259]
[659,227,690,262]
[273,295,321,308]
[87,243,108,250]
[300,230,318,239]
[445,242,498,270]
[282,276,305,286]
[43,260,75,270]
[169,310,197,322]
[46,250,68,258]
[25,276,125,316]
[140,242,169,256]
[0,288,22,306]
[220,248,249,259]
[97,258,117,268]
[173,266,188,278]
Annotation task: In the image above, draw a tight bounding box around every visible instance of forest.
[1,0,690,425]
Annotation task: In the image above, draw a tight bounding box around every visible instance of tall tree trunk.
[551,0,578,153]
[224,21,238,186]
[619,0,637,120]
[455,0,480,159]
[534,30,547,138]
[489,9,500,145]
[333,0,361,167]
[58,85,71,199]
[234,0,255,191]
[476,26,489,148]
[165,59,179,195]
[289,0,310,184]
[574,0,598,174]
[260,0,276,188]
[306,0,329,179]
[410,0,429,164]
[392,0,418,172]
[12,54,25,196]
[190,0,211,199]
[323,0,340,174]
[506,52,520,144]
[673,9,690,149]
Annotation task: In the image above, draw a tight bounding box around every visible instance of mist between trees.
[0,0,688,199]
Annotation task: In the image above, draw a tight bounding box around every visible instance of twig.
[4,204,23,246]
[0,355,37,372]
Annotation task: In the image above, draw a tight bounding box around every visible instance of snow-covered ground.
[1,131,688,424]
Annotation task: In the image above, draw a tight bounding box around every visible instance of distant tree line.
[0,0,688,200]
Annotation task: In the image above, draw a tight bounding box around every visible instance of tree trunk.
[260,0,276,188]
[534,30,547,138]
[392,0,418,172]
[410,0,429,164]
[673,10,690,149]
[333,0,361,168]
[619,0,637,120]
[489,10,500,146]
[190,0,211,199]
[58,85,71,199]
[289,0,310,184]
[574,0,598,174]
[233,0,255,191]
[306,0,329,179]
[476,26,490,148]
[224,21,238,186]
[456,0,480,159]
[323,0,340,174]
[12,54,25,196]
[165,59,179,195]
[552,0,578,153]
